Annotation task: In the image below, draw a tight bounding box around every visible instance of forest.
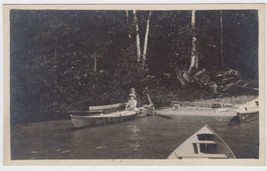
[10,10,258,123]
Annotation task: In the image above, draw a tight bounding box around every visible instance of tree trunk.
[220,10,224,69]
[175,68,188,87]
[125,10,135,54]
[93,53,97,73]
[133,10,141,62]
[142,11,152,67]
[188,10,198,74]
[54,44,57,59]
[125,10,132,39]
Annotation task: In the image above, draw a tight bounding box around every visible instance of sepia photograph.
[2,4,266,166]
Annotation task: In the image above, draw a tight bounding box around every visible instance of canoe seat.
[193,140,217,144]
[203,153,228,159]
[193,141,217,154]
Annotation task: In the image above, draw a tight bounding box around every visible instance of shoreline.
[155,108,237,117]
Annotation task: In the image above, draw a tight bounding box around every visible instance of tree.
[188,10,198,74]
[92,52,97,73]
[142,11,152,67]
[220,10,224,69]
[130,10,152,68]
[125,10,132,39]
[133,10,142,62]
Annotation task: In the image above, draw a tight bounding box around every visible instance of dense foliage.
[10,10,258,122]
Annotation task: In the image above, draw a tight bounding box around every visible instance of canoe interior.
[89,103,126,112]
[168,125,236,159]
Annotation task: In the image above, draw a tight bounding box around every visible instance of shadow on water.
[228,115,241,125]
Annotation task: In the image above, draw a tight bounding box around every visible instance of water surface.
[11,115,259,159]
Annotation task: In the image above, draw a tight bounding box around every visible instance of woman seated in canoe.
[125,94,138,111]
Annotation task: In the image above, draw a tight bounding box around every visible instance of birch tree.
[142,11,152,67]
[125,10,132,39]
[93,52,97,73]
[188,10,198,74]
[133,10,142,62]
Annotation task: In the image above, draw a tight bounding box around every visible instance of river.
[11,115,259,159]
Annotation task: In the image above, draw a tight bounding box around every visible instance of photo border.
[3,3,266,166]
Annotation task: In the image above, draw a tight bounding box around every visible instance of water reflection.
[127,123,142,150]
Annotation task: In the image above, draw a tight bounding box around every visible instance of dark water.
[11,115,259,159]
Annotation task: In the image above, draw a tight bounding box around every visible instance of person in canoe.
[125,93,138,111]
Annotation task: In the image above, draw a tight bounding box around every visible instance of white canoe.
[70,105,153,128]
[236,98,259,123]
[168,125,236,159]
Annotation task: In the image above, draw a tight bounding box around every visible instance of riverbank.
[155,107,237,117]
[149,87,258,106]
[149,87,258,117]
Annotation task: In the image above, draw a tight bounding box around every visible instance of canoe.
[155,107,236,117]
[168,125,236,159]
[236,98,259,123]
[70,105,153,128]
[230,98,259,124]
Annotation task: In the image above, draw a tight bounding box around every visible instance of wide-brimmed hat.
[129,93,136,98]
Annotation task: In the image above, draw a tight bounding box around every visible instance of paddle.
[145,92,172,120]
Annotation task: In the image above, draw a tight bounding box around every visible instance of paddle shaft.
[146,93,154,108]
[144,91,172,119]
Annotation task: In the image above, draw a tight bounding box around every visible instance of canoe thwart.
[193,140,217,144]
